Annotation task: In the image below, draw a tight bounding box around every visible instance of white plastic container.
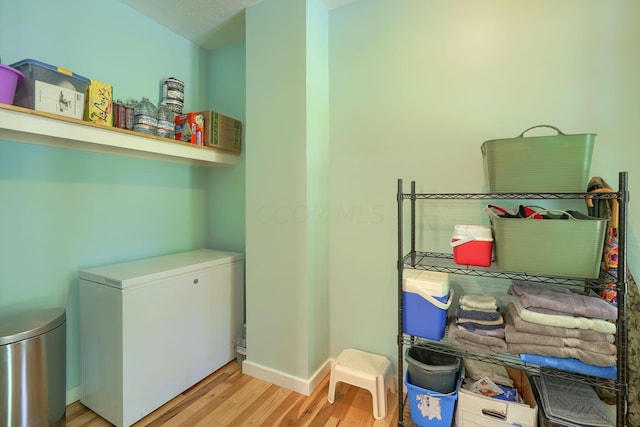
[450,225,493,267]
[402,269,453,340]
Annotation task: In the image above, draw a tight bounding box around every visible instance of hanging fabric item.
[485,204,544,219]
[586,177,619,305]
[586,176,619,271]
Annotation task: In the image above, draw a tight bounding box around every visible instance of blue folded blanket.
[455,307,501,321]
[519,353,617,379]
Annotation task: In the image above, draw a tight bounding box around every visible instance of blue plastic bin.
[406,371,459,427]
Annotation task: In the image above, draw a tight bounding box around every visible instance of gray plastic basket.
[482,125,595,193]
[492,209,607,278]
[405,347,460,394]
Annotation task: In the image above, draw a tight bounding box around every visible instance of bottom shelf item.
[531,374,614,427]
[456,367,537,427]
[405,371,460,427]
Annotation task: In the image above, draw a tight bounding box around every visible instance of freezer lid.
[78,249,244,289]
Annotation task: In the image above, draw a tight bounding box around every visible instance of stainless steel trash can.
[1,307,66,427]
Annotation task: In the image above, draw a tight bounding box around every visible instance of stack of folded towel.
[448,293,507,355]
[506,281,618,375]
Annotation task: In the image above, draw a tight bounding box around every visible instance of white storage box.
[403,270,453,340]
[456,367,538,427]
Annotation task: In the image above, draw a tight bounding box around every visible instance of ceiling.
[120,0,359,51]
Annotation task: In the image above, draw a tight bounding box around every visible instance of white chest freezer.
[78,249,244,427]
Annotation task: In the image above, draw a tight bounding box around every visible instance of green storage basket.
[482,125,595,193]
[492,210,607,278]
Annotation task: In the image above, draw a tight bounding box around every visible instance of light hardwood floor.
[66,361,412,426]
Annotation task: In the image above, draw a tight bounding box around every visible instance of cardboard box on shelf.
[456,367,538,427]
[175,112,204,145]
[84,79,113,126]
[199,110,242,154]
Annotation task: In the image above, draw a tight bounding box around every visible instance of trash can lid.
[0,307,65,346]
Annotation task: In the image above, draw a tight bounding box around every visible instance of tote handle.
[518,124,566,137]
[450,237,474,248]
[523,209,594,221]
[585,188,619,230]
[412,288,455,311]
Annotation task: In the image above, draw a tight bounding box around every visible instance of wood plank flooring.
[65,361,413,426]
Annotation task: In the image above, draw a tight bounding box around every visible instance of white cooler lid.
[452,225,493,242]
[403,269,449,297]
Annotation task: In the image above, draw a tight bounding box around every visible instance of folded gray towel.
[456,315,504,327]
[447,320,507,356]
[509,281,617,320]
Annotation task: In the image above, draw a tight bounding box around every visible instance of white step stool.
[327,348,396,420]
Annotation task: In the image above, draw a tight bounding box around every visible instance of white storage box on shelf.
[78,249,244,427]
[402,269,453,340]
[451,225,493,267]
[456,367,538,427]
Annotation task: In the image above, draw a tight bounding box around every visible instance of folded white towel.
[513,299,616,334]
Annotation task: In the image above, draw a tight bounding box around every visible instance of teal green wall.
[205,41,247,255]
[246,0,310,378]
[328,0,639,368]
[0,0,244,397]
[246,0,333,382]
[305,0,330,379]
[205,41,247,336]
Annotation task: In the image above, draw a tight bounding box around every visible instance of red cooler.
[451,225,493,267]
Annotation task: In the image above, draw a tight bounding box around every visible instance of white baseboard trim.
[66,386,81,405]
[242,358,332,396]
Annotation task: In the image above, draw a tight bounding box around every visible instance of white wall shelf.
[0,104,238,167]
